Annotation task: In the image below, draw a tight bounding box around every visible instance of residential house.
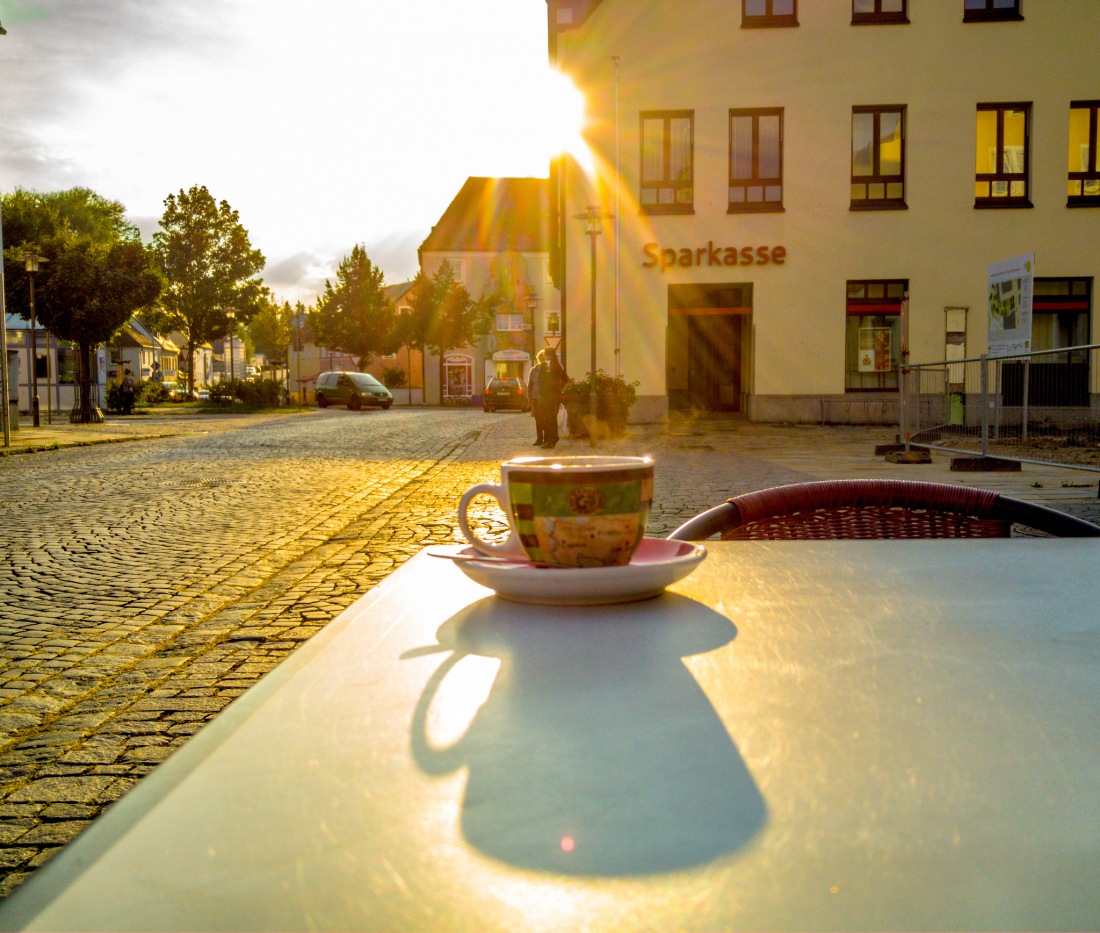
[549,0,1100,422]
[3,313,107,416]
[419,176,561,404]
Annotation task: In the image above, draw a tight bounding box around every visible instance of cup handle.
[458,483,525,558]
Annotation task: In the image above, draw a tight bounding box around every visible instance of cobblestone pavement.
[0,407,1097,899]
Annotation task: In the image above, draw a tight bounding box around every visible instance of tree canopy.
[309,244,394,370]
[406,262,491,359]
[151,185,266,390]
[1,187,163,422]
[248,296,292,364]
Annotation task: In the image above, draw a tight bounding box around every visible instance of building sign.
[986,253,1034,356]
[643,241,786,272]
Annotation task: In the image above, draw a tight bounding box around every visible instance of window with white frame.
[496,313,525,332]
[442,259,464,283]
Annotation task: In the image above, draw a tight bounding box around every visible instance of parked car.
[483,376,529,412]
[163,382,197,402]
[314,371,394,410]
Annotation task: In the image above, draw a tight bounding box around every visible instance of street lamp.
[525,292,538,356]
[24,253,48,427]
[225,309,236,384]
[573,205,613,439]
[0,23,9,446]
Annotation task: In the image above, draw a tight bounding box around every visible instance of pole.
[589,229,598,442]
[29,271,39,426]
[613,55,621,379]
[46,329,53,424]
[0,203,11,447]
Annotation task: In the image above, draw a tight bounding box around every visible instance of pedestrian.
[528,353,545,446]
[120,369,136,416]
[536,347,566,449]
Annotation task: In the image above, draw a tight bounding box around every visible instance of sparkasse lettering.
[642,241,786,272]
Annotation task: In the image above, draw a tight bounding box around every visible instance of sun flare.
[532,68,593,172]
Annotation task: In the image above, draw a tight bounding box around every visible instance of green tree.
[248,296,291,365]
[151,185,266,393]
[309,244,394,370]
[1,187,163,423]
[406,263,492,401]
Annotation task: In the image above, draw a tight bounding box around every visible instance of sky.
[0,0,575,306]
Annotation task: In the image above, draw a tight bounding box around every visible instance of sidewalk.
[0,408,310,455]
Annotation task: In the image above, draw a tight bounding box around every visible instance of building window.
[729,108,783,212]
[852,0,907,23]
[56,346,77,384]
[1068,101,1100,206]
[845,279,907,391]
[495,313,525,332]
[640,111,694,214]
[975,103,1031,207]
[963,0,1022,22]
[742,0,797,28]
[1001,278,1092,407]
[441,259,464,283]
[851,106,906,209]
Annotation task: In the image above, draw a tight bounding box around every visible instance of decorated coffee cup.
[458,455,654,568]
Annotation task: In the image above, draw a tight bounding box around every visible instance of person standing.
[120,369,136,416]
[536,347,566,449]
[527,354,545,446]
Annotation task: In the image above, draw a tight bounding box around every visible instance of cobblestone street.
[0,406,1096,899]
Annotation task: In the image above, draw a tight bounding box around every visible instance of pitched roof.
[419,177,551,256]
[385,281,415,304]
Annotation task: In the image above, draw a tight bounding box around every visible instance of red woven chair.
[667,479,1100,540]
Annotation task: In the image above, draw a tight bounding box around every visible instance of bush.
[562,370,639,438]
[234,378,282,408]
[106,378,157,413]
[381,366,407,389]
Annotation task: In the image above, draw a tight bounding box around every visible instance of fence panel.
[902,344,1100,473]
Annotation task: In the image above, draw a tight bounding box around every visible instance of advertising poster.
[858,327,892,372]
[987,253,1034,356]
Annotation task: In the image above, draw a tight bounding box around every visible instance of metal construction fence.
[899,343,1100,476]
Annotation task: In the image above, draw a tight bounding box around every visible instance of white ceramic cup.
[457,455,655,568]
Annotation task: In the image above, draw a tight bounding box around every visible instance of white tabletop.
[2,540,1098,932]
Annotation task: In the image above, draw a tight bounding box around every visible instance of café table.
[1,539,1098,932]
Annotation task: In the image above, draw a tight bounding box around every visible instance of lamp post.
[525,292,538,360]
[0,200,11,447]
[24,253,48,427]
[225,309,236,385]
[573,206,613,437]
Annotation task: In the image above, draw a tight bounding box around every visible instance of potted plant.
[562,370,639,438]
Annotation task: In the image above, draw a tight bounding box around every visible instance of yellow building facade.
[550,0,1100,422]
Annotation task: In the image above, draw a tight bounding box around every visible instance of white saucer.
[439,538,707,606]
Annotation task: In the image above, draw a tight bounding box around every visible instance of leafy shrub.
[234,378,282,408]
[562,370,639,437]
[381,366,407,388]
